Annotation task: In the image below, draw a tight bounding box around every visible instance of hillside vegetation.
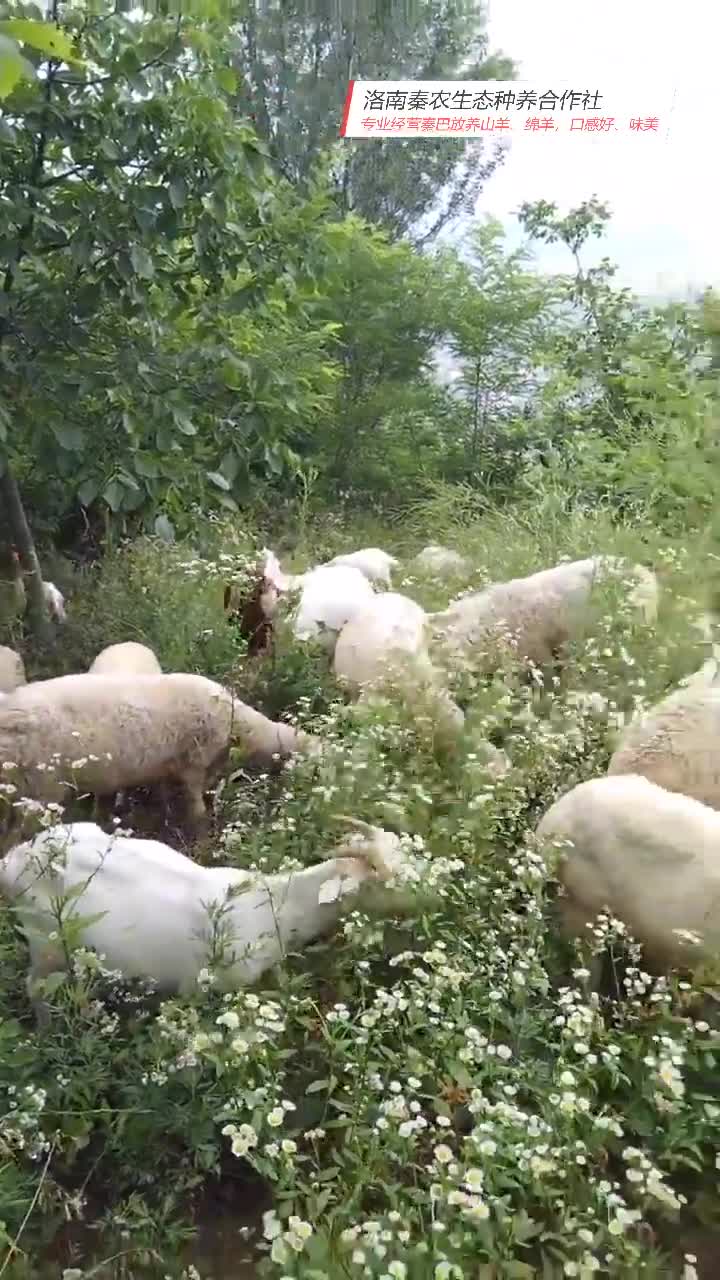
[1,3,720,1278]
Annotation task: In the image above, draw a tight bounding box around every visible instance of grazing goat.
[0,646,26,695]
[0,672,319,832]
[88,643,164,817]
[536,773,720,976]
[0,816,412,1019]
[224,549,380,657]
[291,564,375,649]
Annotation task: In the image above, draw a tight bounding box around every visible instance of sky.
[467,0,719,299]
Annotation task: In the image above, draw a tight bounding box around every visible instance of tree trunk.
[0,462,54,647]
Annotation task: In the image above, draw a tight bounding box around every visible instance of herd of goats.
[0,538,720,1025]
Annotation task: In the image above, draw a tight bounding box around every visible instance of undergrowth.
[0,502,718,1279]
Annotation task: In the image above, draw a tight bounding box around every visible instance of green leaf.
[70,236,92,267]
[0,34,32,98]
[132,455,159,479]
[172,408,196,436]
[36,970,66,997]
[103,479,124,511]
[154,514,175,543]
[129,244,154,279]
[220,449,240,482]
[216,493,239,512]
[51,422,84,451]
[225,284,257,313]
[306,1078,334,1094]
[263,445,282,476]
[99,137,120,160]
[206,469,231,491]
[77,478,99,507]
[0,19,80,65]
[216,66,236,94]
[169,176,187,210]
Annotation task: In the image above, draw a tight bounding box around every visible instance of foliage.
[0,13,78,100]
[301,215,457,502]
[0,1,342,539]
[421,200,718,522]
[437,220,562,486]
[516,198,714,446]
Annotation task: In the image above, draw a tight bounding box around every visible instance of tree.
[440,220,560,476]
[702,287,720,373]
[231,0,514,243]
[0,0,341,574]
[513,200,717,528]
[518,198,710,441]
[0,9,85,639]
[304,213,450,498]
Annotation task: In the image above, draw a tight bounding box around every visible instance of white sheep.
[429,555,659,675]
[88,642,162,676]
[0,816,412,1019]
[87,644,164,815]
[0,645,26,695]
[536,773,720,974]
[607,680,720,810]
[413,545,470,576]
[324,548,399,589]
[333,591,465,740]
[0,672,318,831]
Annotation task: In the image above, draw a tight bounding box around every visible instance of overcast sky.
[471,0,718,299]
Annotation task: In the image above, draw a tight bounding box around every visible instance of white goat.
[289,564,376,649]
[536,773,720,975]
[226,550,376,656]
[324,548,399,589]
[0,816,412,1018]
